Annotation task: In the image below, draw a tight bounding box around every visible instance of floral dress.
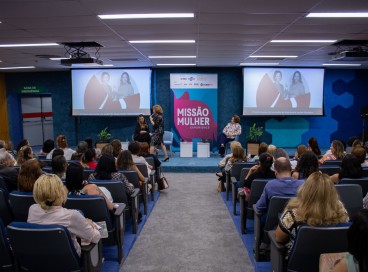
[150,113,164,146]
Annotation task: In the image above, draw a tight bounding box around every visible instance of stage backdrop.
[170,73,218,151]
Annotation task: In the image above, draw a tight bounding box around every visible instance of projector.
[332,51,368,61]
[61,57,103,66]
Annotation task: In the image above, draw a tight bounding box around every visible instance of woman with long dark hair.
[292,151,319,180]
[134,114,150,145]
[308,137,321,156]
[243,152,275,189]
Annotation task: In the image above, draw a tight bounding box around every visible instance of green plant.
[247,123,263,142]
[97,127,112,142]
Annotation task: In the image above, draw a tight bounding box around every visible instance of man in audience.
[256,157,304,213]
[0,148,18,192]
[351,146,368,167]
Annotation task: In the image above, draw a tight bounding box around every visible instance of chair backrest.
[335,184,363,219]
[9,191,36,222]
[144,156,155,168]
[119,170,140,188]
[89,180,128,204]
[0,219,14,272]
[288,225,350,272]
[64,195,113,234]
[323,160,342,166]
[319,165,340,175]
[340,177,368,196]
[264,196,292,231]
[230,162,250,180]
[83,169,95,180]
[7,222,81,271]
[135,163,148,178]
[163,131,173,143]
[0,189,13,227]
[0,176,9,198]
[248,179,269,207]
[362,167,368,177]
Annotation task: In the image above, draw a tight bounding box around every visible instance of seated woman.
[308,137,321,157]
[243,152,275,189]
[18,158,43,192]
[330,154,363,184]
[319,140,345,164]
[65,163,115,211]
[88,155,135,197]
[111,139,122,158]
[51,155,68,179]
[294,144,307,160]
[81,148,98,169]
[46,135,75,160]
[275,172,349,260]
[15,145,34,166]
[39,139,54,156]
[28,174,101,256]
[333,209,368,272]
[216,141,244,179]
[70,141,88,161]
[249,142,268,162]
[16,139,30,157]
[292,151,319,180]
[138,142,161,171]
[116,150,147,189]
[128,141,153,175]
[218,115,241,158]
[134,114,151,145]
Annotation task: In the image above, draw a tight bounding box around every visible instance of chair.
[323,160,342,166]
[83,168,94,180]
[135,163,154,211]
[225,161,249,201]
[231,167,252,214]
[335,184,363,219]
[269,225,350,272]
[253,196,292,261]
[0,219,14,272]
[0,175,9,198]
[163,131,174,157]
[7,221,103,271]
[362,167,368,177]
[0,189,13,227]
[319,165,340,175]
[340,177,368,196]
[120,169,147,216]
[64,195,126,263]
[9,191,36,222]
[225,135,240,155]
[239,179,269,234]
[144,156,161,201]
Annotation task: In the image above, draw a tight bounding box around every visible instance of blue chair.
[163,131,174,157]
[9,191,35,222]
[0,189,13,227]
[335,184,363,219]
[64,195,126,263]
[7,221,102,272]
[0,219,14,272]
[340,177,368,196]
[144,156,160,201]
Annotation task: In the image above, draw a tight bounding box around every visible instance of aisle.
[121,173,254,272]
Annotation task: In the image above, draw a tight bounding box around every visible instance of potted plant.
[246,123,264,156]
[96,127,112,149]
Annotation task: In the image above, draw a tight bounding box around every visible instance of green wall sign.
[18,86,46,94]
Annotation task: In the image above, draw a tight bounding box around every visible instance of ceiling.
[0,0,368,71]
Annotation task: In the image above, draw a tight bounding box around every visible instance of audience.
[330,154,363,184]
[116,150,146,188]
[217,141,242,169]
[128,141,153,175]
[267,144,277,158]
[351,146,368,167]
[51,148,64,159]
[0,148,18,191]
[111,139,122,158]
[101,144,114,157]
[28,174,101,256]
[70,141,88,161]
[275,172,349,260]
[308,137,321,156]
[39,139,54,156]
[51,155,67,179]
[16,139,30,156]
[255,157,303,213]
[46,135,75,160]
[138,142,161,170]
[65,163,115,211]
[294,144,307,159]
[320,140,345,164]
[15,145,34,166]
[18,158,42,192]
[82,148,98,169]
[249,142,268,162]
[292,151,319,180]
[333,209,368,272]
[243,152,275,189]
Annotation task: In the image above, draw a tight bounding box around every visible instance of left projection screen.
[72,69,151,116]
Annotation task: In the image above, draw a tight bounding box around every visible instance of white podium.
[180,142,193,157]
[197,142,210,158]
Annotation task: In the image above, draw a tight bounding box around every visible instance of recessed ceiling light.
[249,55,298,58]
[130,40,195,44]
[49,57,69,61]
[322,63,361,66]
[0,43,59,47]
[156,64,196,66]
[307,12,368,18]
[0,66,36,70]
[102,64,114,67]
[271,40,336,43]
[98,13,194,19]
[240,63,279,66]
[148,56,196,59]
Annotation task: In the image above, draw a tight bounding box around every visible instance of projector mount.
[329,40,368,56]
[60,42,104,66]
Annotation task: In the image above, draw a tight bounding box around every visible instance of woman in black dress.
[149,104,169,162]
[134,114,151,145]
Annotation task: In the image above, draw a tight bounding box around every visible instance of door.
[21,95,54,146]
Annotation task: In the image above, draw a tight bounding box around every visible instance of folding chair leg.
[239,191,246,234]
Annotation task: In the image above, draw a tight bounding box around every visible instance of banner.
[170,73,218,151]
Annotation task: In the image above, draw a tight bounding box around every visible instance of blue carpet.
[220,192,272,272]
[101,191,160,272]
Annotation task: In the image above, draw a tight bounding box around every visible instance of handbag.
[158,174,169,190]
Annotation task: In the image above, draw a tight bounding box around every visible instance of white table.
[180,142,193,157]
[197,142,210,158]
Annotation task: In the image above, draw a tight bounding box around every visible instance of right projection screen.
[243,68,325,116]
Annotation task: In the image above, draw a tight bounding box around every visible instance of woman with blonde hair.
[111,139,122,158]
[320,140,345,164]
[275,172,349,258]
[28,174,101,256]
[18,158,42,192]
[149,104,169,162]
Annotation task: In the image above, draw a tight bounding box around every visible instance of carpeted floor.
[121,173,254,272]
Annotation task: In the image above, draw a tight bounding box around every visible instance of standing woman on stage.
[218,115,242,158]
[149,105,169,162]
